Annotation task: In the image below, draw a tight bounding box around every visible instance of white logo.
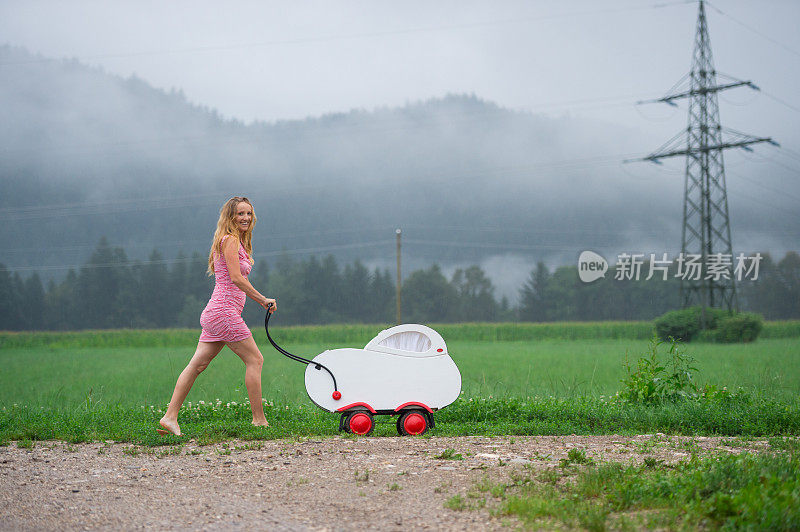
[578,251,608,283]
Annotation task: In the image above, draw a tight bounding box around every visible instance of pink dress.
[199,235,253,342]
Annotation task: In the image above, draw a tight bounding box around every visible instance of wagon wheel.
[396,409,429,436]
[339,412,351,433]
[346,411,374,436]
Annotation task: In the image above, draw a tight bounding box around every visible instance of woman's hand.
[261,297,277,312]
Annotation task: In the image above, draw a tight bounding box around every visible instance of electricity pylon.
[635,0,777,316]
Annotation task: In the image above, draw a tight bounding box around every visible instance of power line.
[1,240,396,273]
[705,1,800,59]
[0,152,644,221]
[760,90,800,113]
[726,169,800,204]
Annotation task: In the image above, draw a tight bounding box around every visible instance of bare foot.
[252,420,269,428]
[157,417,181,436]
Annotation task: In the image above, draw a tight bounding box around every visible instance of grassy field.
[1,327,799,444]
[2,338,799,407]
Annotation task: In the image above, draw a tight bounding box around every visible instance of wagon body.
[265,310,461,435]
[304,346,461,413]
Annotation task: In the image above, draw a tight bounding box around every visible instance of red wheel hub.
[403,413,426,435]
[349,413,372,435]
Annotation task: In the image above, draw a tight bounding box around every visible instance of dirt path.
[0,435,769,531]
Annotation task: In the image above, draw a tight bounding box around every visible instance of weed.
[445,494,466,511]
[388,483,402,491]
[643,457,663,469]
[187,449,203,456]
[234,441,263,451]
[435,448,464,460]
[634,438,661,454]
[122,446,140,456]
[354,469,370,482]
[434,481,451,494]
[768,436,800,452]
[16,439,34,449]
[538,468,564,485]
[157,446,182,458]
[620,336,698,404]
[560,448,593,467]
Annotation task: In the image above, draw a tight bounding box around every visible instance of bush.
[619,336,698,404]
[714,313,763,343]
[653,307,729,342]
[654,307,764,343]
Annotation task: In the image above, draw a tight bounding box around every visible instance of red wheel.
[396,410,429,436]
[347,411,374,436]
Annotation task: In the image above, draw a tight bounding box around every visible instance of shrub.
[619,336,698,404]
[653,307,729,342]
[714,313,763,343]
[653,307,762,343]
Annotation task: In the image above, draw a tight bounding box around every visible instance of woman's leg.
[226,336,268,426]
[159,341,225,435]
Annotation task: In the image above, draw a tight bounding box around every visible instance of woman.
[158,197,276,436]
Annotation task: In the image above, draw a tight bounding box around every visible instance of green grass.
[2,319,796,349]
[485,450,800,530]
[1,392,799,445]
[1,331,799,444]
[2,338,799,407]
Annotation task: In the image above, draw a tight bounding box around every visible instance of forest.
[1,237,797,330]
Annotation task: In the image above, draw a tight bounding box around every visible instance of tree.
[0,264,23,330]
[451,265,498,321]
[137,250,170,327]
[402,264,458,323]
[775,252,800,318]
[519,262,550,321]
[342,260,371,322]
[368,267,395,324]
[45,270,79,330]
[20,272,45,330]
[75,237,130,329]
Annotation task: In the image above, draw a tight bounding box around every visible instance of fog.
[0,1,798,302]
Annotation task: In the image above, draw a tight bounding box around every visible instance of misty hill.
[1,44,788,298]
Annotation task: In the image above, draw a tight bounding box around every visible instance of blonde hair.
[207,196,256,275]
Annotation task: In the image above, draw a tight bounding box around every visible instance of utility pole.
[396,228,402,324]
[634,0,777,319]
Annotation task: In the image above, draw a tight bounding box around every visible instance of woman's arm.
[222,236,277,312]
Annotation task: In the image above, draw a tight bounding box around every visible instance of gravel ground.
[0,435,770,531]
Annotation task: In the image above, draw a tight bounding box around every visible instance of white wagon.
[265,312,461,436]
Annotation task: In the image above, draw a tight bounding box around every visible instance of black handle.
[264,303,338,392]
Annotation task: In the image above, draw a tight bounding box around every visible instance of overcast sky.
[1,0,797,295]
[1,1,798,135]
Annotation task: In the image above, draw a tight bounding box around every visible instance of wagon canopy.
[376,330,431,352]
[365,324,447,357]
